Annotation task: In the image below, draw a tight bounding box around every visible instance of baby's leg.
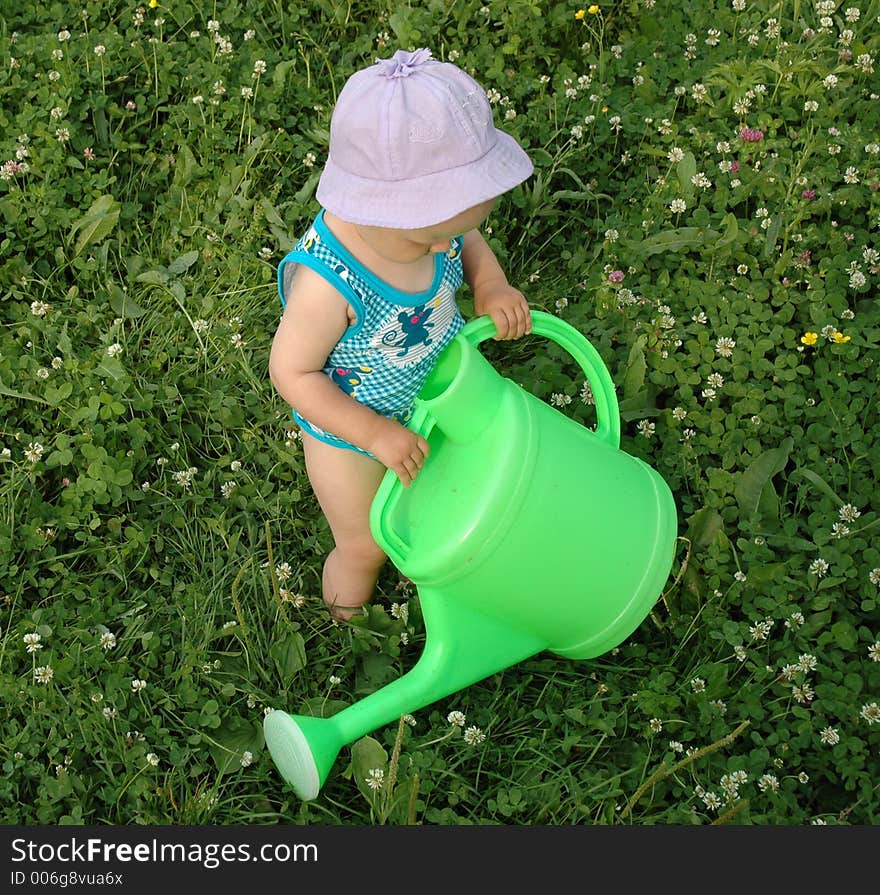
[301,432,389,620]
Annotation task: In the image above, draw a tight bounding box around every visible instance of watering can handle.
[460,310,621,449]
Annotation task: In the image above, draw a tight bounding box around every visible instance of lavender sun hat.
[315,48,534,229]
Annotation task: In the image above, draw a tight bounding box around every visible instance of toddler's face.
[356,199,496,264]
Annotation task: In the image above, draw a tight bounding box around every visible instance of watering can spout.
[263,590,545,801]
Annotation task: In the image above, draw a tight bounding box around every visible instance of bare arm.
[268,265,429,485]
[461,229,531,340]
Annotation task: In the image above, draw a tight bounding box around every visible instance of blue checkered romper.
[276,210,465,455]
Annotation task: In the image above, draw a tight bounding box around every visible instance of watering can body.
[264,311,678,800]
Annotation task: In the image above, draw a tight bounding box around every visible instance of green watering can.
[264,310,678,800]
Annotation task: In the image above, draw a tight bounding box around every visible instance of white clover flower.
[784,611,805,629]
[390,602,409,623]
[758,774,779,793]
[670,198,687,213]
[715,336,736,357]
[146,753,159,767]
[240,750,253,767]
[839,503,861,522]
[25,442,44,463]
[447,710,466,727]
[34,666,54,684]
[131,678,147,692]
[809,558,830,577]
[797,653,817,673]
[23,632,42,652]
[365,768,384,791]
[99,631,116,651]
[749,619,773,641]
[463,726,486,745]
[856,54,874,75]
[700,790,722,810]
[172,467,197,490]
[792,683,814,704]
[861,702,880,725]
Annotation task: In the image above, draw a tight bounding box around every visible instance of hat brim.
[315,131,534,230]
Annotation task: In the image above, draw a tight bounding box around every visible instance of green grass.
[1,0,878,825]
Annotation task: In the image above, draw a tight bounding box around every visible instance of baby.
[269,48,534,619]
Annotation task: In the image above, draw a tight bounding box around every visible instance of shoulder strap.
[276,249,365,322]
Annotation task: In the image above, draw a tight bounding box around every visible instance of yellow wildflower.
[575,9,586,19]
[149,0,158,8]
[589,4,600,13]
[800,332,818,346]
[832,332,851,343]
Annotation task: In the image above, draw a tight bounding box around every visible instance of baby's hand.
[475,285,532,340]
[364,416,429,488]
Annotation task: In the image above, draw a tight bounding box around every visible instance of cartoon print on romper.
[372,282,459,368]
[301,228,319,253]
[331,365,373,397]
